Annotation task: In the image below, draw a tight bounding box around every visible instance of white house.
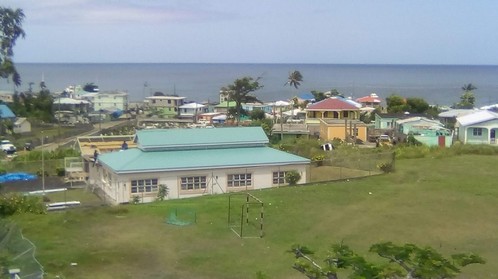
[90,127,310,204]
[455,110,498,144]
[178,102,208,121]
[81,91,129,111]
[13,118,31,134]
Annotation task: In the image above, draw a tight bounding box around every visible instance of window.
[228,173,252,187]
[343,111,349,118]
[473,128,482,136]
[273,171,287,185]
[181,176,207,191]
[353,128,359,136]
[168,100,171,104]
[131,178,159,193]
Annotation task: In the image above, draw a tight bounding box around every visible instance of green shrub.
[56,167,65,177]
[157,184,169,201]
[377,162,395,173]
[0,193,46,217]
[131,196,141,205]
[285,170,301,185]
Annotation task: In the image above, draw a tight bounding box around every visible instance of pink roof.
[356,94,382,103]
[307,98,360,110]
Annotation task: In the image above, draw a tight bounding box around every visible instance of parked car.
[0,140,17,154]
[24,142,33,151]
[376,135,392,147]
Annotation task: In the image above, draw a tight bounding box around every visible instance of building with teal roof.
[90,126,310,204]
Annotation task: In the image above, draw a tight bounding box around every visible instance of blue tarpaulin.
[0,172,37,183]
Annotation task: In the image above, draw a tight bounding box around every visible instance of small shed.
[13,117,31,134]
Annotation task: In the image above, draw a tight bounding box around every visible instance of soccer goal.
[227,192,264,238]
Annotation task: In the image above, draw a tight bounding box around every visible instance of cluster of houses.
[2,86,498,204]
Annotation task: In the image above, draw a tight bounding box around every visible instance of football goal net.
[227,193,264,238]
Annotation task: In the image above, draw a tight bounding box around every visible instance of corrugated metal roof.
[306,97,359,111]
[136,127,269,151]
[0,104,15,118]
[456,110,498,126]
[179,102,205,109]
[98,146,310,174]
[438,109,477,118]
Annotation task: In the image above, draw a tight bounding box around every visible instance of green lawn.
[10,155,498,279]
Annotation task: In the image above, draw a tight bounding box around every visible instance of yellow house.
[306,97,361,124]
[305,97,366,141]
[319,119,368,143]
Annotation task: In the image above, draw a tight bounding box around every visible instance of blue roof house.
[0,104,16,120]
[91,127,310,204]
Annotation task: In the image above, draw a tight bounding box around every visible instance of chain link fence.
[309,151,395,183]
[0,221,44,279]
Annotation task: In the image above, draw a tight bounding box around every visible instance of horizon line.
[15,62,498,67]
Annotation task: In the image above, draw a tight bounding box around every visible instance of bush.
[157,184,169,201]
[56,167,65,177]
[285,170,301,185]
[131,196,141,205]
[377,162,395,173]
[0,193,46,217]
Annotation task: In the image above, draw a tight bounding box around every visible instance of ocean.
[1,63,498,107]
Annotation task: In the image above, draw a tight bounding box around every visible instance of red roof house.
[355,93,382,108]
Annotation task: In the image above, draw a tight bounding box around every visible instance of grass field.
[9,154,498,279]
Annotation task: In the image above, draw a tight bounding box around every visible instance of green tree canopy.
[221,77,263,125]
[405,97,429,113]
[386,94,406,113]
[289,242,485,279]
[0,7,25,86]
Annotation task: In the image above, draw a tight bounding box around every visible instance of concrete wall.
[90,163,308,205]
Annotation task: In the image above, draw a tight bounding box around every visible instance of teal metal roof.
[136,127,269,151]
[98,146,310,174]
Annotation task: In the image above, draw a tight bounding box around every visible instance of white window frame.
[272,171,287,185]
[180,176,207,191]
[131,178,159,193]
[227,173,252,187]
[473,128,482,136]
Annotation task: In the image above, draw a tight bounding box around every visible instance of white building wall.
[91,163,308,205]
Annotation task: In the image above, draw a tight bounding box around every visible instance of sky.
[4,0,498,65]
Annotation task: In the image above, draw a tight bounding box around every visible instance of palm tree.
[285,70,303,89]
[285,70,303,125]
[462,83,477,92]
[458,83,477,109]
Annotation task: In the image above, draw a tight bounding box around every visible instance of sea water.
[1,63,497,106]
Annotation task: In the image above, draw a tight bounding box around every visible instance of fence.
[309,151,395,183]
[0,220,44,279]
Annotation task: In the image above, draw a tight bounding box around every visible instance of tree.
[286,70,303,89]
[250,109,266,121]
[289,242,485,279]
[405,97,429,113]
[221,77,263,125]
[311,90,327,102]
[285,71,303,124]
[0,7,25,86]
[456,83,477,109]
[328,89,344,98]
[386,94,407,113]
